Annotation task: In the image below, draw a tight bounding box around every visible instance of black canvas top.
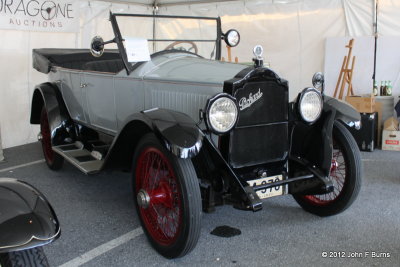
[32,49,120,74]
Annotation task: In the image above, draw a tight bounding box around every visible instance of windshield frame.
[109,12,222,74]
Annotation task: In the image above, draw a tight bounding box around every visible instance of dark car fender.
[0,178,60,253]
[324,96,361,127]
[30,82,72,146]
[104,108,203,169]
[290,96,360,177]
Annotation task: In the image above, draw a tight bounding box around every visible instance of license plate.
[247,175,284,199]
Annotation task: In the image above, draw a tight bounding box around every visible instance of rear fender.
[290,96,360,176]
[30,82,72,146]
[0,178,60,253]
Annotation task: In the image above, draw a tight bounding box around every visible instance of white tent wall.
[1,0,400,149]
[0,1,151,149]
[325,0,400,99]
[160,0,346,100]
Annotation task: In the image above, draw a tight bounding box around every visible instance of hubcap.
[331,159,338,172]
[304,139,346,205]
[137,189,150,209]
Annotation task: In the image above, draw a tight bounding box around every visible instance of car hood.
[133,53,248,85]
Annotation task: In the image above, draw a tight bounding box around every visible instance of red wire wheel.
[40,107,63,170]
[135,147,183,246]
[133,134,201,258]
[294,121,362,216]
[303,145,346,205]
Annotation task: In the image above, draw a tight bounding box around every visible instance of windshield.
[113,14,220,60]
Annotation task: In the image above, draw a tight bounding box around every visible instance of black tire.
[293,121,362,216]
[132,133,202,258]
[40,107,64,170]
[0,247,49,267]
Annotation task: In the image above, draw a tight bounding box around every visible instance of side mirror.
[90,36,105,57]
[312,72,325,94]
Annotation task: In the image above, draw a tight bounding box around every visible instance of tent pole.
[152,1,159,52]
[372,0,379,87]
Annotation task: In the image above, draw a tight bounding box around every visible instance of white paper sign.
[0,0,79,32]
[125,37,151,63]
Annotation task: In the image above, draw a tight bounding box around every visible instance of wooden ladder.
[334,39,356,100]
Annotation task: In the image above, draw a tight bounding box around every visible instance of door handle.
[80,83,88,88]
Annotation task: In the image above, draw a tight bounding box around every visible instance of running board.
[53,143,104,174]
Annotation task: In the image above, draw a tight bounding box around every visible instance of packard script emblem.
[238,89,263,111]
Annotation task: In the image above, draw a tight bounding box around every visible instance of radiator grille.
[234,81,288,127]
[229,80,289,168]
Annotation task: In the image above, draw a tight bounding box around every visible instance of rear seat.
[83,59,125,73]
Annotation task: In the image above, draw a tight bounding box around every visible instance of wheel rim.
[304,140,347,205]
[135,147,182,246]
[40,109,55,164]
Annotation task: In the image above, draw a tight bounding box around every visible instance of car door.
[114,77,145,132]
[83,72,117,134]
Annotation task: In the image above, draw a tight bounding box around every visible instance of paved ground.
[1,142,399,267]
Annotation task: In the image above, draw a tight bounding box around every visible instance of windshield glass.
[114,14,220,60]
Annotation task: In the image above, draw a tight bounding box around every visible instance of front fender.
[324,96,361,128]
[143,108,203,158]
[0,178,60,253]
[106,108,203,168]
[290,96,360,177]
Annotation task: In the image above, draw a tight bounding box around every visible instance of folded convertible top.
[32,49,120,74]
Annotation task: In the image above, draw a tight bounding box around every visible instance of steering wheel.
[165,41,199,54]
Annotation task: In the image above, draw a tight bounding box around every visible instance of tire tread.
[0,247,49,267]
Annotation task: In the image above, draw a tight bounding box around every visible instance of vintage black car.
[30,13,362,258]
[0,178,60,267]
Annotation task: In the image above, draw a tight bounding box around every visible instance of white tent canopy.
[0,0,399,149]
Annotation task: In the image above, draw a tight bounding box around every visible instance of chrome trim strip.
[0,227,61,251]
[143,107,159,113]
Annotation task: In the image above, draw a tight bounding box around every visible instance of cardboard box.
[346,95,376,113]
[382,117,400,151]
[382,130,400,151]
[383,117,399,131]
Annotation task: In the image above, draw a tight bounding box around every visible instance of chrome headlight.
[206,94,238,134]
[298,88,323,123]
[224,29,240,47]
